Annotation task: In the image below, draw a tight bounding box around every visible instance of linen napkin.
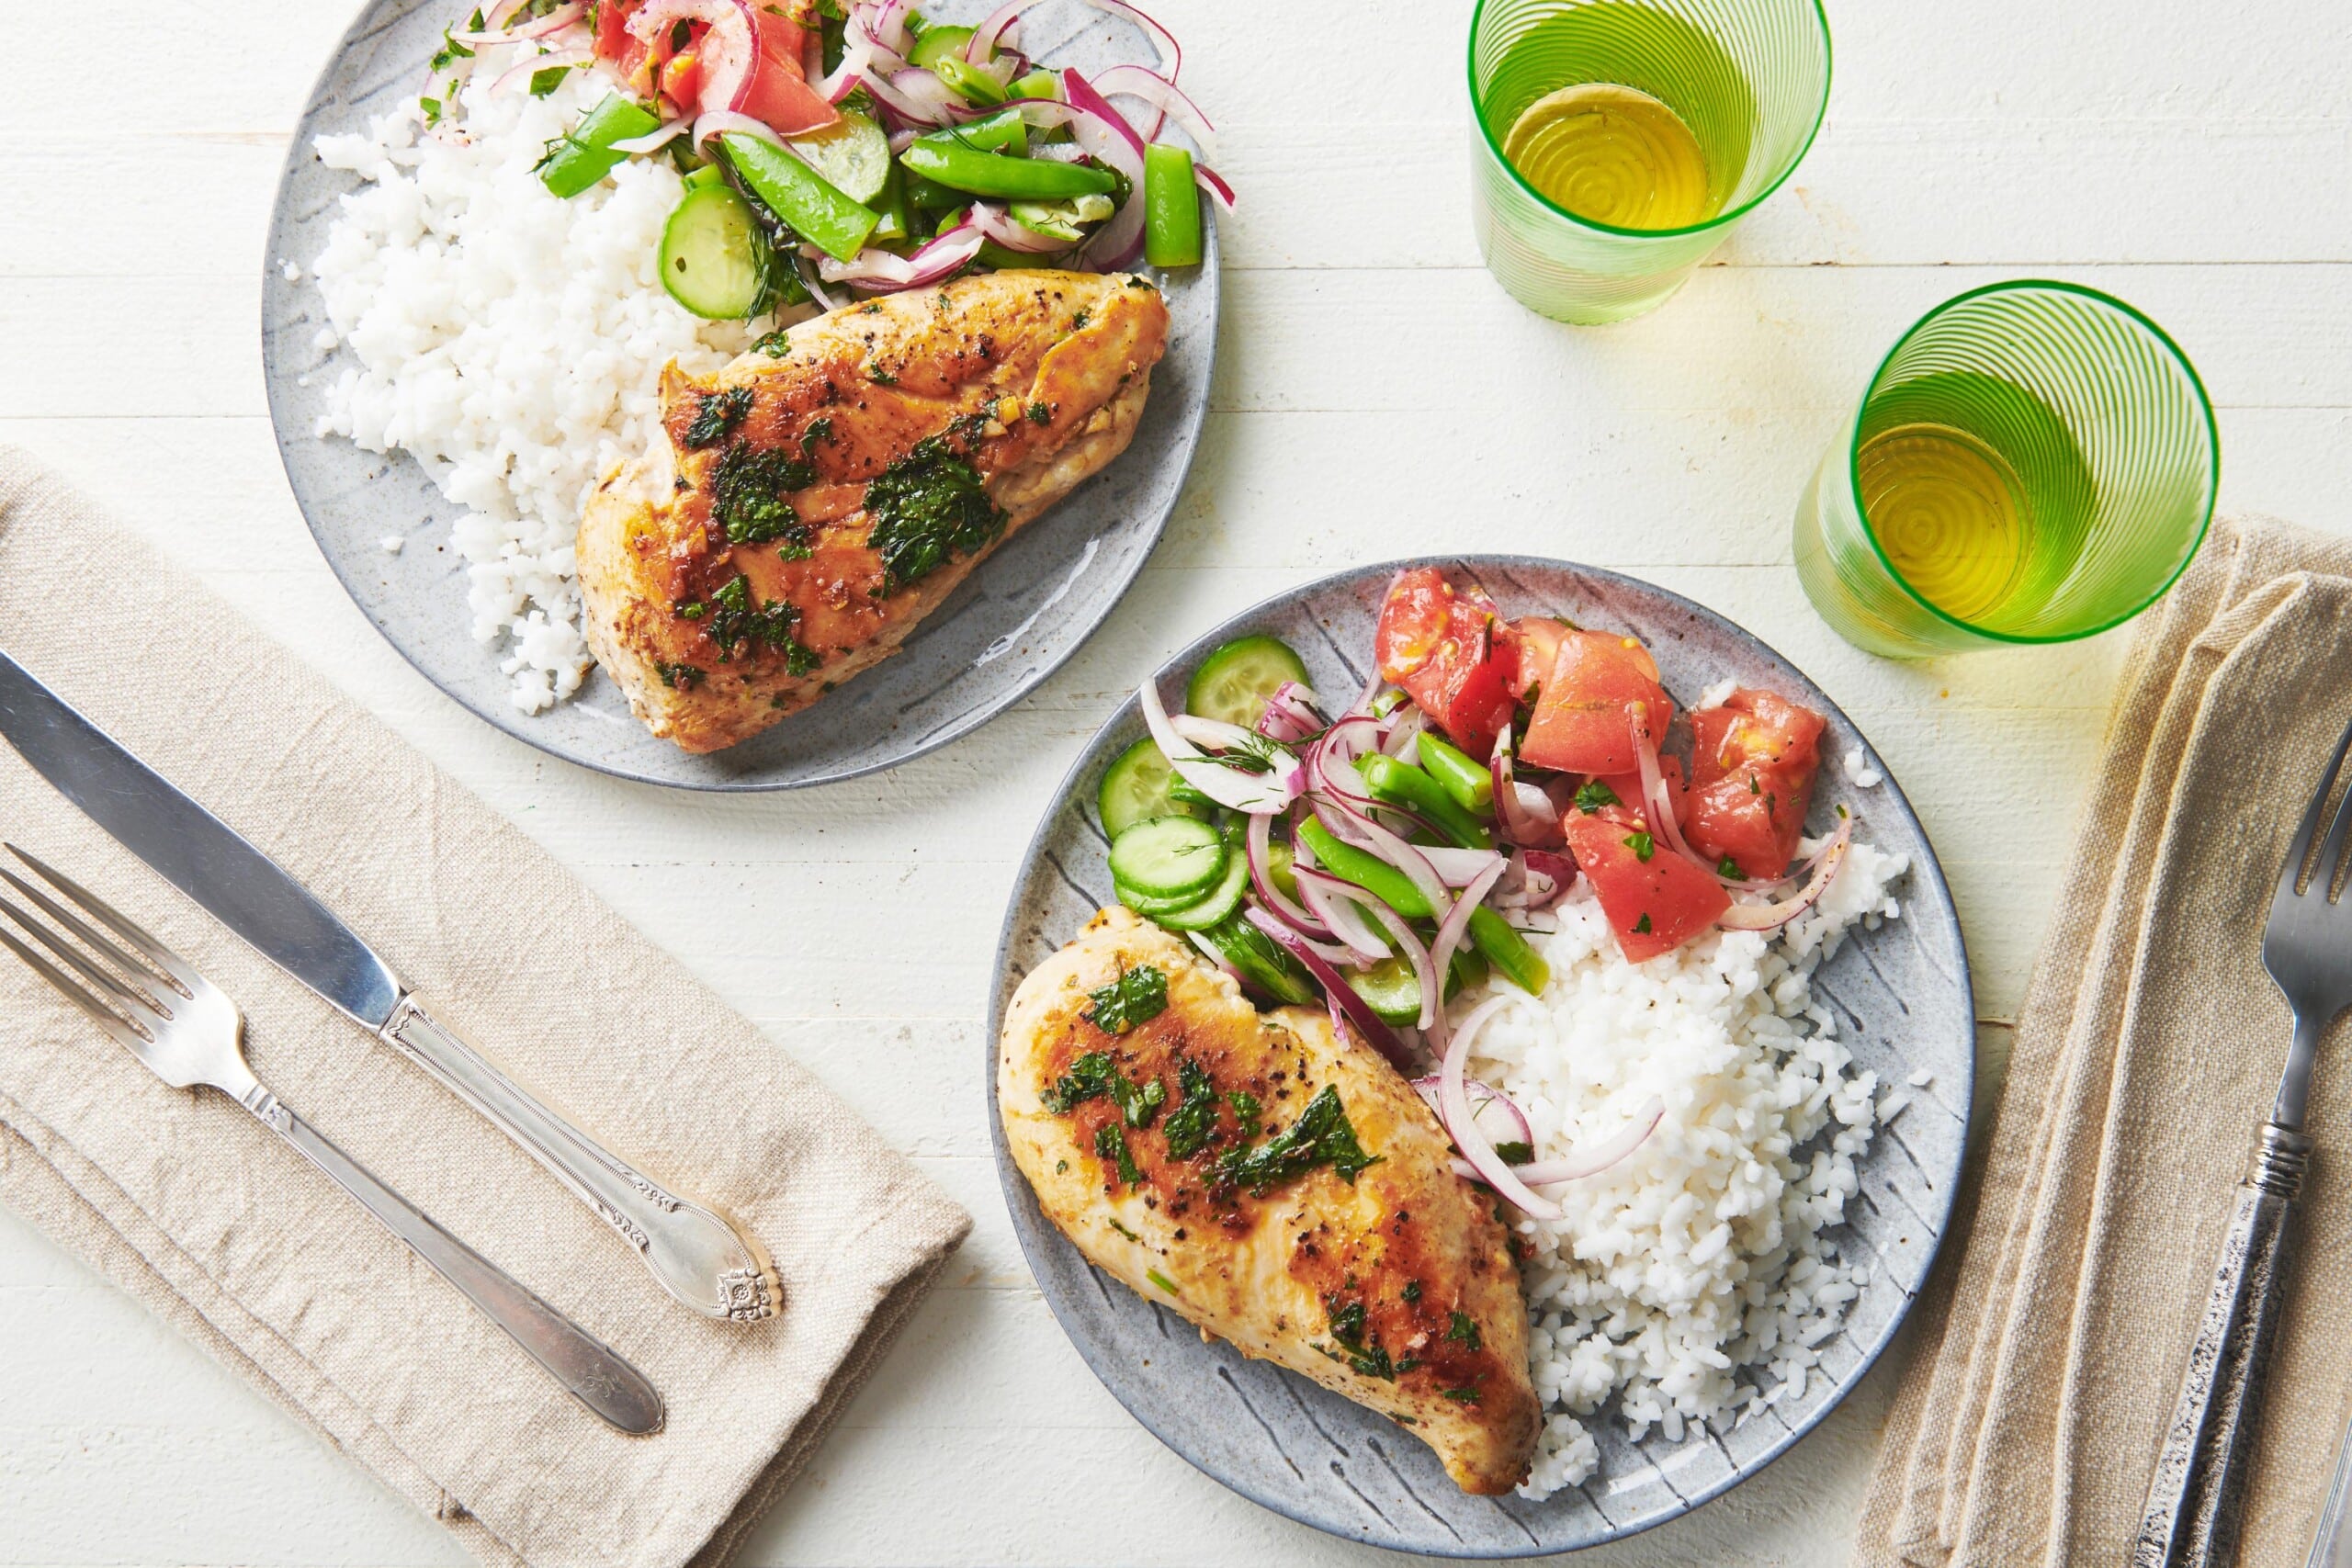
[0,450,970,1568]
[1857,513,2352,1566]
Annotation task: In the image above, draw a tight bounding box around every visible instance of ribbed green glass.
[1793,281,2220,657]
[1467,0,1829,323]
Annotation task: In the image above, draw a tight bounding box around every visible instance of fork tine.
[2321,755,2352,905]
[0,892,172,1029]
[2278,716,2352,902]
[3,844,197,994]
[0,915,153,1050]
[0,869,184,1003]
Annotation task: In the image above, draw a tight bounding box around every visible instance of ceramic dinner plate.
[261,0,1217,791]
[988,558,1974,1555]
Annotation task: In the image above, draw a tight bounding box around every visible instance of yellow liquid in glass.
[1502,82,1713,230]
[1857,423,2035,625]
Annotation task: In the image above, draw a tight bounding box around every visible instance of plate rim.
[259,0,1220,794]
[984,553,1975,1554]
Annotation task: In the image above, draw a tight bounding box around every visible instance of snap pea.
[1295,820,1551,997]
[899,138,1116,200]
[1010,68,1060,101]
[914,107,1028,158]
[721,131,879,262]
[537,93,664,200]
[934,51,1009,105]
[1143,141,1203,267]
[1415,733,1496,815]
[1359,755,1492,850]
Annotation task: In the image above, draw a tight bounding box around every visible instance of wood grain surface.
[3,0,2349,1562]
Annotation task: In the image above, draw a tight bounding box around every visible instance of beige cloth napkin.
[0,451,970,1568]
[1858,513,2352,1566]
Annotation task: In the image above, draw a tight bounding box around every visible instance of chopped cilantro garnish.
[1107,1215,1139,1241]
[1624,829,1656,862]
[1026,400,1052,424]
[1717,854,1746,880]
[653,660,703,690]
[1401,1280,1422,1303]
[1086,965,1168,1034]
[1633,913,1653,934]
[674,599,707,620]
[799,415,832,457]
[1215,1085,1378,1196]
[866,361,898,384]
[710,442,816,546]
[1161,1057,1222,1160]
[753,330,792,357]
[1095,1122,1142,1186]
[864,437,1006,592]
[1042,1051,1162,1128]
[1492,1140,1532,1165]
[1574,779,1619,813]
[1442,1387,1481,1404]
[1070,308,1091,330]
[1322,1295,1395,1380]
[684,387,754,447]
[1147,1269,1180,1295]
[1445,1311,1483,1351]
[528,63,572,96]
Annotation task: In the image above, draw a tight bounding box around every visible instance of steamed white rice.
[1458,830,1910,1498]
[310,61,756,711]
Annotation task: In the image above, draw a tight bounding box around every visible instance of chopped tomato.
[1373,568,1517,759]
[595,0,639,59]
[1501,616,1565,700]
[1684,689,1826,880]
[1563,806,1729,963]
[659,47,701,106]
[1578,753,1686,829]
[1519,629,1673,777]
[743,10,839,132]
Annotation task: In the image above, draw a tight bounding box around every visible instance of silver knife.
[2314,1416,2352,1567]
[0,650,778,1323]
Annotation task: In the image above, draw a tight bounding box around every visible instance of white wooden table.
[4,0,2348,1562]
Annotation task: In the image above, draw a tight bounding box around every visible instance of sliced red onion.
[512,1,588,39]
[1353,897,1437,1032]
[482,0,531,31]
[490,44,590,96]
[865,0,915,56]
[1489,728,1558,847]
[887,66,965,126]
[1631,702,1716,878]
[1411,1076,1532,1149]
[1091,63,1216,156]
[1291,866,1391,964]
[1061,69,1148,269]
[1257,681,1323,742]
[1247,910,1416,1076]
[1508,909,1560,934]
[1381,705,1426,761]
[629,0,760,115]
[694,107,787,149]
[458,0,575,42]
[1714,814,1853,931]
[1419,845,1508,888]
[1428,855,1507,1019]
[1523,848,1575,885]
[1439,997,1561,1220]
[1243,811,1329,937]
[1194,162,1236,210]
[1139,678,1299,814]
[1186,930,1241,985]
[796,254,848,310]
[887,124,918,154]
[610,116,692,153]
[1514,1098,1665,1186]
[1170,713,1260,751]
[809,222,983,288]
[1488,850,1558,911]
[969,200,1071,254]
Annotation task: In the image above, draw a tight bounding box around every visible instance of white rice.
[1456,831,1910,1498]
[310,61,756,711]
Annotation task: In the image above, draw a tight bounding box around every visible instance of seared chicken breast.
[579,269,1170,752]
[1000,908,1540,1495]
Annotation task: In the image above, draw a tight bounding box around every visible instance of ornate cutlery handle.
[240,1088,664,1435]
[2135,1123,2312,1568]
[381,997,780,1322]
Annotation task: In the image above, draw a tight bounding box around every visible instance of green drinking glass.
[1467,0,1830,324]
[1792,280,2219,659]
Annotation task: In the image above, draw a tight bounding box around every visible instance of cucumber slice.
[786,108,890,204]
[908,23,975,68]
[1108,816,1226,901]
[1347,948,1491,1023]
[658,185,768,320]
[1141,846,1250,931]
[1185,635,1313,728]
[1099,738,1214,838]
[1193,912,1317,1006]
[1008,201,1085,243]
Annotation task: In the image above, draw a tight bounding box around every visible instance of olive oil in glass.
[1502,81,1715,231]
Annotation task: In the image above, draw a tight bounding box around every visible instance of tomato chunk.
[1576,753,1686,829]
[1564,806,1729,962]
[1519,629,1673,776]
[1684,689,1826,880]
[743,13,839,132]
[1374,568,1517,759]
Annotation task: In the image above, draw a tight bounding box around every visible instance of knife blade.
[0,651,403,1028]
[0,649,780,1322]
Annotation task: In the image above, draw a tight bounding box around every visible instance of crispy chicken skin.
[1000,908,1540,1495]
[579,269,1170,752]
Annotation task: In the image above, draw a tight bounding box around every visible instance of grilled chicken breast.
[1000,908,1540,1495]
[579,269,1170,752]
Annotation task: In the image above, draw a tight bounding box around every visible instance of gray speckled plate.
[261,0,1217,790]
[987,558,1973,1555]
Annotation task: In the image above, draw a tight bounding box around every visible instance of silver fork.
[0,845,663,1436]
[2136,716,2352,1567]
